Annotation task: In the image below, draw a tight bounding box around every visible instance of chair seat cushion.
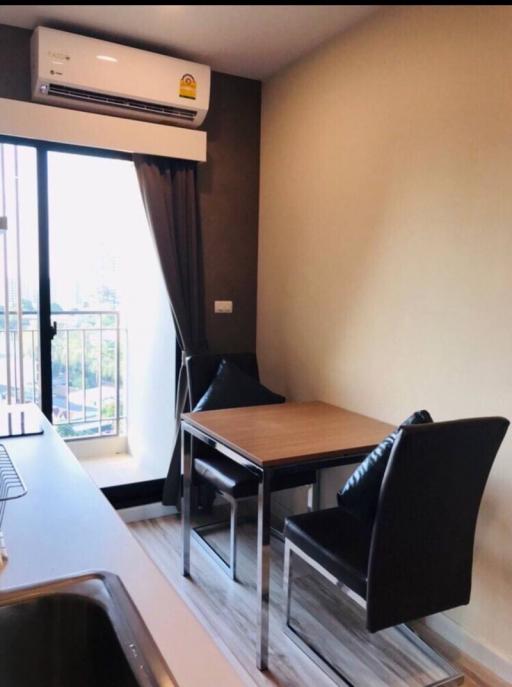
[337,410,433,524]
[285,506,373,598]
[195,454,259,499]
[194,358,285,412]
[194,453,316,498]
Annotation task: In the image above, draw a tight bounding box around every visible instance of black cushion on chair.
[194,358,285,412]
[194,455,317,498]
[194,454,259,499]
[187,353,260,408]
[190,354,315,498]
[285,507,373,598]
[337,410,433,524]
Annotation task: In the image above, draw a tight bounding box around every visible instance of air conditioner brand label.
[48,51,70,61]
[179,73,196,100]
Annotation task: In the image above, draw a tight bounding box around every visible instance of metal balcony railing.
[0,310,126,440]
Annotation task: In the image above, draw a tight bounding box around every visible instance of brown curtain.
[133,154,207,506]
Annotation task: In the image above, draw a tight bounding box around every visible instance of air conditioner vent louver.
[47,83,198,121]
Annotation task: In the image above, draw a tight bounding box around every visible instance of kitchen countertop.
[0,409,249,687]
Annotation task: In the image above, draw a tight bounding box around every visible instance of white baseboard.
[419,613,512,684]
[119,502,177,523]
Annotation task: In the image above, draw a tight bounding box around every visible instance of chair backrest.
[186,352,259,407]
[366,417,509,632]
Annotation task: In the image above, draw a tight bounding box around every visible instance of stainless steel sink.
[0,572,176,687]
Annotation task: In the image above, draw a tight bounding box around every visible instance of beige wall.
[258,5,512,667]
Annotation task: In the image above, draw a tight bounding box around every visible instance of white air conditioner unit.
[31,27,210,128]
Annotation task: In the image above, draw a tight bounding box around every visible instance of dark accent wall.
[0,25,32,100]
[0,23,260,354]
[199,72,260,353]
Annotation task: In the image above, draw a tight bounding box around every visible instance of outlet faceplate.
[214,300,233,314]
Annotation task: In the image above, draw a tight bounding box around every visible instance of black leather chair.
[187,352,317,580]
[283,417,509,686]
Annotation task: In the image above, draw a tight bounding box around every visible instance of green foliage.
[102,400,116,419]
[51,328,118,390]
[56,424,78,438]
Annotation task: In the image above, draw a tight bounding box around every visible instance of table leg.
[308,469,321,511]
[256,470,271,670]
[181,424,192,577]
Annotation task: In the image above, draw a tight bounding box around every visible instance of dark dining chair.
[187,352,317,580]
[283,417,509,686]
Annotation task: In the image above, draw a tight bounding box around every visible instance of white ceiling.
[0,5,379,80]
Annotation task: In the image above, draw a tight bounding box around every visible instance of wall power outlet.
[214,300,233,314]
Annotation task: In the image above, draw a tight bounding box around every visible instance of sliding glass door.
[1,138,175,468]
[46,151,132,440]
[0,141,132,436]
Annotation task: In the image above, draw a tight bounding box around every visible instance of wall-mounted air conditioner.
[31,27,210,128]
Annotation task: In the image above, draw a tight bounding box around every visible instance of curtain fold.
[133,154,207,506]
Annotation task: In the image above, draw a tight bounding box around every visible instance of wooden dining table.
[180,401,394,671]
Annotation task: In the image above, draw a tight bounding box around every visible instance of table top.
[182,401,394,468]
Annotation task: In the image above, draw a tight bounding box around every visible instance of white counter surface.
[0,410,248,687]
